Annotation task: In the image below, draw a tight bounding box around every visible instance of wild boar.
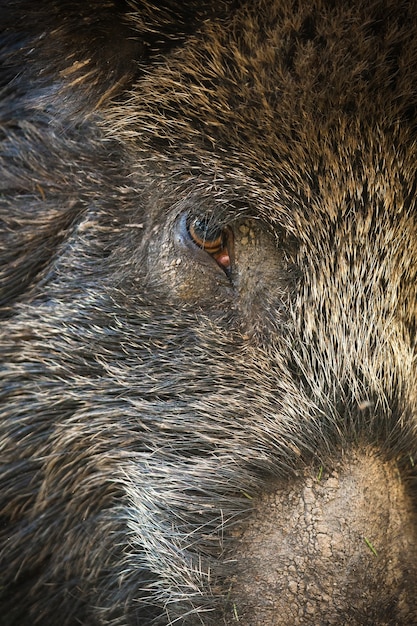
[1,0,417,624]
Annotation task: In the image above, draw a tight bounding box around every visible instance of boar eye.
[187,216,232,274]
[188,217,224,253]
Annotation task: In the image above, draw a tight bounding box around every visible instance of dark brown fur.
[1,1,417,624]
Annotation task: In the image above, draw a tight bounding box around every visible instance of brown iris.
[188,217,224,252]
[188,216,232,274]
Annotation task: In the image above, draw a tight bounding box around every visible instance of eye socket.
[187,217,225,253]
[186,215,232,275]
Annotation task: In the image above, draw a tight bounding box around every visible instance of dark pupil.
[191,218,223,244]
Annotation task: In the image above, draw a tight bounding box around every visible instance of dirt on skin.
[229,449,417,625]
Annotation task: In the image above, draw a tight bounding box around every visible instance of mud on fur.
[1,1,417,624]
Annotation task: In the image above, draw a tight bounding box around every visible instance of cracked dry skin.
[229,450,417,625]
